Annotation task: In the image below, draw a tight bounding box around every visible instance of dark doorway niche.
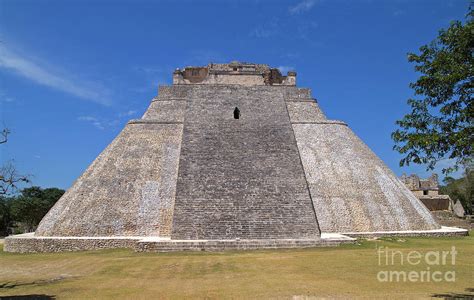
[234,107,240,119]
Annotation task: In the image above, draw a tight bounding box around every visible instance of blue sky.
[0,0,469,190]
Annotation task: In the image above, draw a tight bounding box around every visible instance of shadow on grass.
[431,287,474,299]
[0,295,55,300]
[0,277,68,290]
[0,281,58,299]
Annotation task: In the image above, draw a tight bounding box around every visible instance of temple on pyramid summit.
[5,61,467,253]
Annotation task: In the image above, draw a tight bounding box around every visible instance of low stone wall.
[343,226,468,238]
[4,233,354,253]
[4,234,139,253]
[134,238,351,252]
[4,227,469,253]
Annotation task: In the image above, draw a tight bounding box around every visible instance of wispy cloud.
[118,110,137,117]
[77,116,107,130]
[0,43,112,106]
[250,17,319,45]
[77,110,138,130]
[131,65,169,93]
[250,18,279,38]
[296,20,319,41]
[289,0,317,15]
[0,90,15,103]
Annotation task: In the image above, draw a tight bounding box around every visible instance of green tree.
[441,168,474,214]
[392,6,473,174]
[10,186,64,232]
[0,197,14,236]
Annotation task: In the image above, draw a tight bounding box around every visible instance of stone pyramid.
[35,62,440,241]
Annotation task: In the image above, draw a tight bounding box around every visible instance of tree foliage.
[0,186,64,235]
[0,197,13,236]
[392,6,473,174]
[440,168,474,215]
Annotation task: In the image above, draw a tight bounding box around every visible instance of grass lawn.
[0,233,473,299]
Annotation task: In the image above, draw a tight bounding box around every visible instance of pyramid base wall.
[4,233,355,253]
[4,228,468,253]
[343,226,468,238]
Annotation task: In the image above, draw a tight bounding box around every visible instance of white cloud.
[289,0,317,15]
[77,116,105,130]
[118,110,137,117]
[0,44,112,106]
[78,113,129,130]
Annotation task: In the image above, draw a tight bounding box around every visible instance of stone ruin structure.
[401,173,465,217]
[172,61,296,86]
[5,62,467,253]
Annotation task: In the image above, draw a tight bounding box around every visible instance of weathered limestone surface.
[194,74,266,86]
[285,87,311,100]
[286,101,326,122]
[292,123,440,233]
[4,234,140,253]
[158,85,191,99]
[35,122,183,237]
[171,85,320,240]
[142,100,186,122]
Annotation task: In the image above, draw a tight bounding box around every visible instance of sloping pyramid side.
[287,100,440,233]
[35,122,183,237]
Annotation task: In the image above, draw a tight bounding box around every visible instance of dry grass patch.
[0,233,473,299]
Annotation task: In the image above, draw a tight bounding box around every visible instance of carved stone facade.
[173,61,296,86]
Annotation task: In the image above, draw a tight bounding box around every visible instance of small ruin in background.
[401,173,468,228]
